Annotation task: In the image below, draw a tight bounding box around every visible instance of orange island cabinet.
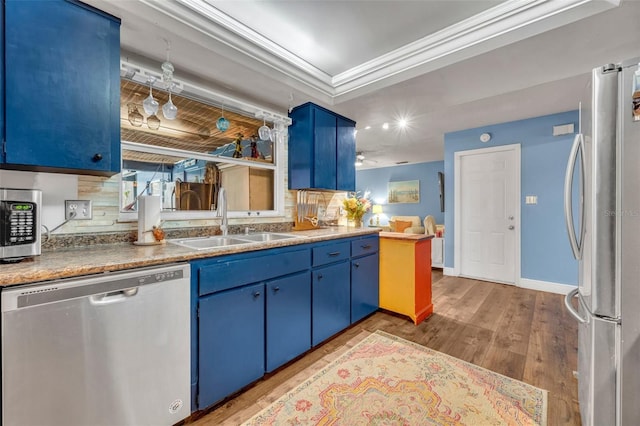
[378,232,434,325]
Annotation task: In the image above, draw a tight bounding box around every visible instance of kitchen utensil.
[258,118,271,141]
[304,216,319,227]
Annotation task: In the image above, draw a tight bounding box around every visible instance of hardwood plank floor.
[185,271,580,425]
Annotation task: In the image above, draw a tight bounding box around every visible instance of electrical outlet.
[65,200,93,220]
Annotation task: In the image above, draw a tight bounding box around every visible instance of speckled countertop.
[0,227,378,287]
[378,232,434,241]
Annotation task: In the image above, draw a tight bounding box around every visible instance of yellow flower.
[342,192,372,221]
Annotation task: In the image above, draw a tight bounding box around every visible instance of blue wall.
[444,110,579,286]
[356,161,444,225]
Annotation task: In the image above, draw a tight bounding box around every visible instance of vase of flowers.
[342,192,371,228]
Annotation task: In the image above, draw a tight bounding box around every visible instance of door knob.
[508,225,515,230]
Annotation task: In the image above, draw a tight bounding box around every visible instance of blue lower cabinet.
[351,253,380,323]
[265,272,311,372]
[312,261,351,346]
[192,238,379,411]
[198,282,265,409]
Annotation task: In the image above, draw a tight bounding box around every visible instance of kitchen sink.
[168,233,303,250]
[168,236,252,250]
[236,232,301,242]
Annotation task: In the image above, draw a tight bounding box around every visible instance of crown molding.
[141,0,620,103]
[331,0,620,99]
[140,0,335,98]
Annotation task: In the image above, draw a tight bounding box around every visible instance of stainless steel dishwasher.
[1,263,191,426]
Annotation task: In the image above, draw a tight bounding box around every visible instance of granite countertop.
[0,227,378,287]
[378,232,435,241]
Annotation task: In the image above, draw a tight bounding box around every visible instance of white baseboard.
[518,278,575,295]
[439,270,575,295]
[443,267,455,276]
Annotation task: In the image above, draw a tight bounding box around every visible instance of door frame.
[453,143,521,284]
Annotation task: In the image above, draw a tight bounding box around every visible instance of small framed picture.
[387,180,420,204]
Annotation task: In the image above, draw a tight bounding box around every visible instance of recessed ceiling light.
[356,153,365,161]
[398,118,408,128]
[382,123,389,130]
[365,126,371,130]
[354,160,363,167]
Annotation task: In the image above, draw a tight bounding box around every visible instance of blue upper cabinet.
[0,2,4,152]
[288,102,356,191]
[336,116,356,191]
[3,0,121,176]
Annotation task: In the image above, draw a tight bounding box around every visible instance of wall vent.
[553,123,575,136]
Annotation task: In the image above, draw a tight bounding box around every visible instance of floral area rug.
[242,330,547,426]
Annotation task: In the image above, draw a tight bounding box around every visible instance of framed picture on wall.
[438,171,445,212]
[387,180,420,203]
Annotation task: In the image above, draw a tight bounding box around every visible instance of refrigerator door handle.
[564,287,588,324]
[564,132,585,260]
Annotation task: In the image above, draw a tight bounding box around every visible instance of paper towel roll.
[136,195,162,244]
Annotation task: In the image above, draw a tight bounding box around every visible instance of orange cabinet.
[378,233,433,325]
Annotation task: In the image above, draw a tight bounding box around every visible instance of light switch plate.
[525,195,538,205]
[65,200,93,220]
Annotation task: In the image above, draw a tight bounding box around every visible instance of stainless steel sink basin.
[236,232,301,242]
[168,233,302,250]
[168,236,251,250]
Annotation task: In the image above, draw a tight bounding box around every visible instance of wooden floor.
[186,271,580,425]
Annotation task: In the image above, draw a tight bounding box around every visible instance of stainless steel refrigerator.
[564,58,640,426]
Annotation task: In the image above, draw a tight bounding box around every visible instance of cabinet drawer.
[199,249,310,296]
[312,241,350,267]
[351,236,379,257]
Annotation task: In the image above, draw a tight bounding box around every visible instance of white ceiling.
[85,0,640,169]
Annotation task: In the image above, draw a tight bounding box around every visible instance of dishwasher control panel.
[138,269,184,285]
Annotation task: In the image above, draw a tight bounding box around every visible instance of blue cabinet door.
[351,253,380,323]
[265,271,311,372]
[0,2,4,154]
[313,107,337,189]
[312,261,350,346]
[4,0,121,175]
[288,102,356,190]
[198,282,265,409]
[336,116,356,191]
[288,105,314,189]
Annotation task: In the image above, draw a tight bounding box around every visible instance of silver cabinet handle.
[564,287,587,324]
[564,133,585,260]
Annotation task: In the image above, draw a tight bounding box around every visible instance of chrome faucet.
[217,187,228,236]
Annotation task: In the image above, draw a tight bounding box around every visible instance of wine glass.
[162,89,178,120]
[142,79,159,115]
[269,127,279,142]
[258,118,270,140]
[127,103,143,127]
[147,114,161,130]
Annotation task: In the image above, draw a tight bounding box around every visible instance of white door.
[455,144,520,284]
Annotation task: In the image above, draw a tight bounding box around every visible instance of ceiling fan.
[355,151,378,167]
